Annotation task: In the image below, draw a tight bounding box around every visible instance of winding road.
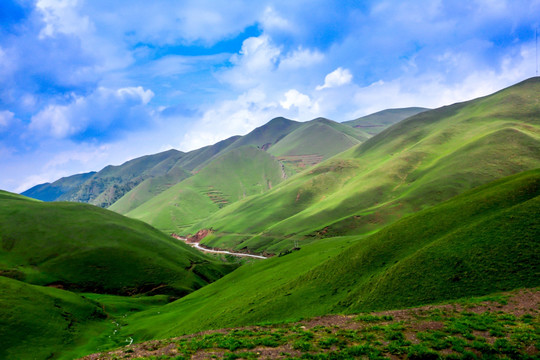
[174,235,268,259]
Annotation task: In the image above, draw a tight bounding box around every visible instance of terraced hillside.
[119,168,540,341]
[193,77,540,253]
[0,190,235,296]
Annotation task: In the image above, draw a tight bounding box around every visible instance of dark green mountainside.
[0,191,235,296]
[193,77,540,253]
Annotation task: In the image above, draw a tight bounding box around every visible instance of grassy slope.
[86,289,540,360]
[122,168,540,341]
[108,167,191,214]
[194,77,540,253]
[125,146,285,234]
[267,118,367,158]
[0,191,235,296]
[0,276,107,360]
[343,107,429,135]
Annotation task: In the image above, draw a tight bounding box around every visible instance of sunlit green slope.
[122,168,540,341]
[124,146,285,234]
[194,77,540,253]
[0,191,235,296]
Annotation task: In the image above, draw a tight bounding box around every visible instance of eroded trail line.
[173,235,267,259]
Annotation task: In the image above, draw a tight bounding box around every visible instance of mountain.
[191,77,540,253]
[267,117,369,171]
[22,116,368,211]
[342,107,429,135]
[0,190,235,296]
[21,171,96,202]
[22,149,189,207]
[122,146,287,234]
[121,168,540,340]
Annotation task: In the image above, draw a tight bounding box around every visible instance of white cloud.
[37,0,93,38]
[0,110,15,129]
[117,86,154,105]
[279,48,324,70]
[316,67,353,90]
[280,89,312,110]
[221,35,281,88]
[29,86,155,139]
[260,7,292,31]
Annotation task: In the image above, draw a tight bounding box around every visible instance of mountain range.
[2,78,539,359]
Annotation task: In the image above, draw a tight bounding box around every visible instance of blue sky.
[0,0,539,192]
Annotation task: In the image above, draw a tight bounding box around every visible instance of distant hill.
[121,168,540,339]
[342,107,428,135]
[0,190,235,296]
[20,115,372,211]
[22,149,188,207]
[117,118,369,233]
[190,77,540,253]
[21,171,96,202]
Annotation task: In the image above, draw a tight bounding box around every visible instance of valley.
[1,79,539,359]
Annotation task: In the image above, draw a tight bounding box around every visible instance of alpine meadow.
[1,1,540,359]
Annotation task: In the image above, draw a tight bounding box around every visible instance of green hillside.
[267,118,369,171]
[0,276,106,360]
[193,77,540,253]
[108,168,191,214]
[125,146,286,234]
[342,107,428,135]
[121,168,540,341]
[0,191,235,296]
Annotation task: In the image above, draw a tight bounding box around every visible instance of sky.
[1,0,539,193]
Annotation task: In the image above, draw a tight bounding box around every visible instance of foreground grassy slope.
[0,276,106,360]
[0,191,235,296]
[125,146,286,234]
[122,169,540,340]
[196,77,540,253]
[86,289,539,360]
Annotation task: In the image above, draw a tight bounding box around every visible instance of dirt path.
[174,235,268,259]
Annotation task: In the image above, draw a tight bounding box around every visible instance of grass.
[190,77,540,253]
[0,191,236,296]
[118,169,539,341]
[86,288,539,359]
